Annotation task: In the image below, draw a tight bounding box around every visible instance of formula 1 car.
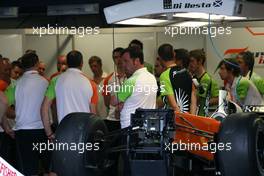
[51,92,264,176]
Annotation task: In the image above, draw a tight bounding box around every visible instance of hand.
[114,109,120,120]
[6,129,15,139]
[116,103,124,112]
[47,133,55,142]
[6,106,15,119]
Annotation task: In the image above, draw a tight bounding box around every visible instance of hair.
[122,46,144,64]
[238,51,254,78]
[21,53,39,70]
[189,49,206,65]
[112,47,124,57]
[89,56,102,66]
[158,44,174,61]
[11,60,23,69]
[66,50,83,68]
[25,49,36,54]
[217,58,241,77]
[129,39,143,50]
[174,48,190,68]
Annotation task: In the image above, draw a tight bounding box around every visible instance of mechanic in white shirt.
[114,47,157,129]
[41,50,98,139]
[102,47,126,132]
[5,53,49,175]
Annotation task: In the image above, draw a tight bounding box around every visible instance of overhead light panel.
[116,18,168,26]
[47,4,99,16]
[0,7,18,18]
[173,12,247,20]
[172,21,209,27]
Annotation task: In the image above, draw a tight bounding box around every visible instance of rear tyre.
[52,113,108,176]
[217,113,264,176]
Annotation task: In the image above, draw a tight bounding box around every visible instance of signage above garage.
[104,0,236,24]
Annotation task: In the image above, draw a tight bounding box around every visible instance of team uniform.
[117,68,157,129]
[227,76,264,107]
[95,72,108,119]
[0,79,9,162]
[246,72,264,96]
[160,66,193,113]
[45,68,98,123]
[103,72,126,131]
[5,70,49,175]
[196,72,219,116]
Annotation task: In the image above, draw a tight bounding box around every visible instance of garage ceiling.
[0,0,131,28]
[0,0,262,28]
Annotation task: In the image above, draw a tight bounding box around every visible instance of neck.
[136,65,144,70]
[227,75,235,85]
[117,67,125,76]
[164,61,176,69]
[244,70,250,77]
[196,67,205,78]
[94,70,103,78]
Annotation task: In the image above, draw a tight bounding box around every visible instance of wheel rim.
[256,129,264,172]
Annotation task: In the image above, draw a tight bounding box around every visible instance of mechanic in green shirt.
[237,51,264,96]
[218,58,264,107]
[158,44,197,114]
[189,49,219,116]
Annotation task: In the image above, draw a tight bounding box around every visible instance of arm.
[0,91,7,122]
[190,84,197,115]
[41,97,54,139]
[104,95,111,108]
[167,94,181,112]
[89,80,99,115]
[2,116,14,139]
[209,97,218,106]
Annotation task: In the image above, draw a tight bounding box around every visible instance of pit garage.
[0,0,264,176]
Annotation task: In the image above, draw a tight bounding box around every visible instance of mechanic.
[41,50,98,139]
[10,60,23,80]
[4,53,50,175]
[89,55,108,119]
[189,49,219,116]
[0,57,10,161]
[115,46,157,129]
[174,48,190,70]
[237,51,264,96]
[129,39,154,74]
[38,61,47,77]
[154,57,166,108]
[103,47,125,132]
[0,59,23,168]
[50,55,67,80]
[49,55,67,129]
[158,44,197,114]
[218,58,264,107]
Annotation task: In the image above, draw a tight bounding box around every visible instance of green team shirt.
[160,68,174,96]
[160,66,193,112]
[233,76,250,103]
[117,73,138,102]
[197,72,219,116]
[45,76,58,100]
[4,79,16,106]
[144,61,154,74]
[250,72,264,95]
